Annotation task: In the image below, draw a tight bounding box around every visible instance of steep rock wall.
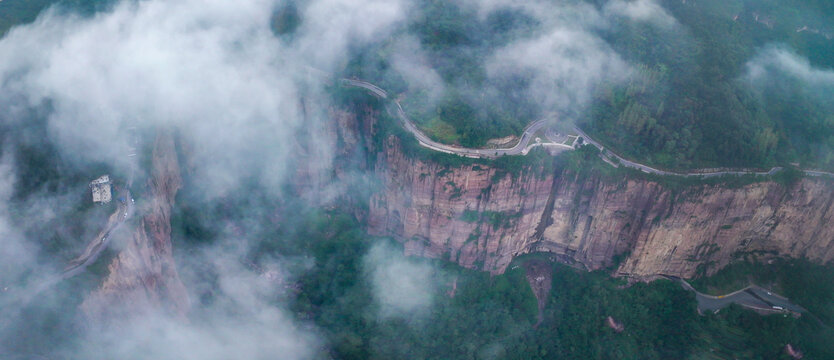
[369,137,834,278]
[81,131,189,322]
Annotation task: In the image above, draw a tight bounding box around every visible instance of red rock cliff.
[81,131,189,322]
[369,137,834,278]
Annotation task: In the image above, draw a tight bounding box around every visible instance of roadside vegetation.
[172,176,834,359]
[267,208,834,359]
[331,84,557,180]
[585,0,834,172]
[335,78,819,196]
[690,259,834,324]
[340,0,834,171]
[342,0,541,148]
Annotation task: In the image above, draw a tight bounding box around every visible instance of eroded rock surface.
[369,137,834,278]
[81,131,189,322]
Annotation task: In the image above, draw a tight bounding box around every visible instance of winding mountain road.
[60,130,140,280]
[1,131,138,307]
[665,275,806,314]
[572,127,791,178]
[62,191,133,279]
[0,192,134,308]
[342,79,574,158]
[343,78,834,179]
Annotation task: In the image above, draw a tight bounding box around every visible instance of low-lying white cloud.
[390,36,446,101]
[74,239,320,360]
[487,26,630,120]
[299,0,407,71]
[0,0,406,198]
[604,0,677,27]
[0,155,32,290]
[0,0,408,357]
[364,242,435,318]
[454,0,636,122]
[744,45,834,86]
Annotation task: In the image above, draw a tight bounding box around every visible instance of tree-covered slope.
[343,0,834,171]
[587,0,834,171]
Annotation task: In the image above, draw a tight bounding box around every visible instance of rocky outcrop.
[81,131,189,322]
[369,136,555,272]
[369,137,834,279]
[291,105,377,207]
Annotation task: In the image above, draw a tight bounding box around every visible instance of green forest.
[0,0,112,35]
[11,0,834,169]
[342,0,834,171]
[343,0,541,148]
[586,0,834,171]
[161,133,834,360]
[2,0,834,358]
[250,207,834,359]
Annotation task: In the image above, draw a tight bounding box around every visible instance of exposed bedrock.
[81,131,189,323]
[369,136,834,279]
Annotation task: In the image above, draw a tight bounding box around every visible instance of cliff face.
[81,131,189,322]
[78,104,376,322]
[291,105,377,207]
[369,137,834,278]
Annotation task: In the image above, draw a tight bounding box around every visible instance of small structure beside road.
[90,175,112,204]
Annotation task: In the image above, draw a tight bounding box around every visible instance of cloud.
[743,45,834,86]
[740,45,834,167]
[0,0,407,357]
[364,241,436,318]
[70,239,320,360]
[78,312,318,360]
[486,21,630,121]
[411,0,633,123]
[0,155,33,289]
[0,0,407,199]
[390,35,446,100]
[0,0,293,196]
[604,0,677,28]
[0,152,88,303]
[297,0,407,72]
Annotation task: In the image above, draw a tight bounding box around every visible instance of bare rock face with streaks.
[369,136,555,272]
[369,137,834,278]
[81,131,189,322]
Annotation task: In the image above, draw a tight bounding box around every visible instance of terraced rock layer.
[369,136,834,278]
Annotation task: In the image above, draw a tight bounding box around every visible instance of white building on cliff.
[90,175,112,204]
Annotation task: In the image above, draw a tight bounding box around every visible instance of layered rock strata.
[369,137,834,278]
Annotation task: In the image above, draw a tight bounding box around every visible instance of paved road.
[804,169,834,177]
[574,127,791,178]
[574,126,834,178]
[61,191,133,279]
[342,79,574,158]
[665,275,806,314]
[0,192,134,308]
[344,78,834,178]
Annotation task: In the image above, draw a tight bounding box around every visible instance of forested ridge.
[2,1,833,358]
[343,0,834,171]
[9,0,834,170]
[277,209,834,359]
[587,0,834,171]
[173,193,834,359]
